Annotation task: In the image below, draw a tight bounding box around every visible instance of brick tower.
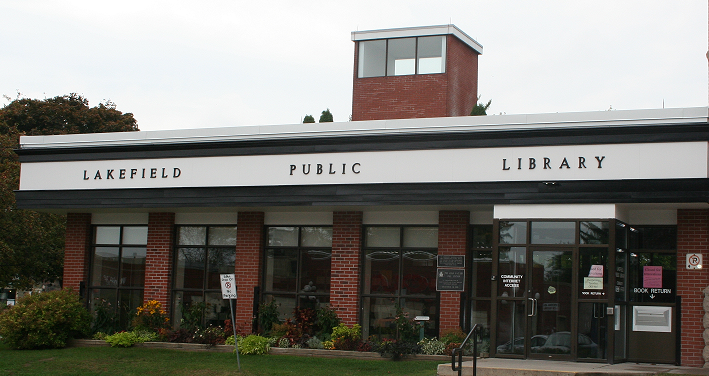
[351,24,482,121]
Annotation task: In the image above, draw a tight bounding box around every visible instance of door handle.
[528,298,537,317]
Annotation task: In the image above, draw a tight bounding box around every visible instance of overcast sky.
[1,1,707,131]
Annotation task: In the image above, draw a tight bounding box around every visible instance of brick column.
[331,211,363,326]
[677,209,709,367]
[438,210,470,335]
[144,212,175,313]
[235,212,264,334]
[63,213,92,294]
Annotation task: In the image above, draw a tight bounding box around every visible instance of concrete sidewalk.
[437,358,709,376]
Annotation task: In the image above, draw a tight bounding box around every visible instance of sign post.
[220,274,241,370]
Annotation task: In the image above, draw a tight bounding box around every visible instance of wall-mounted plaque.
[437,255,465,268]
[436,269,465,291]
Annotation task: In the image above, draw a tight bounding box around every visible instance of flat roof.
[351,24,483,54]
[18,107,709,150]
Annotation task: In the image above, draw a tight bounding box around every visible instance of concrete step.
[437,358,709,376]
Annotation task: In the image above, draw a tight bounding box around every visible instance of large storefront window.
[362,226,438,339]
[89,225,148,330]
[172,226,237,328]
[263,226,333,319]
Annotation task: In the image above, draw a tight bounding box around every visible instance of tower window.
[358,36,446,78]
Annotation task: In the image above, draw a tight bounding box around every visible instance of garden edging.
[67,339,470,361]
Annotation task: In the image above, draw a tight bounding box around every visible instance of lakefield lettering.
[502,156,606,171]
[84,167,181,180]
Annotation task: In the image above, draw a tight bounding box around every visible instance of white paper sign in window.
[632,306,672,332]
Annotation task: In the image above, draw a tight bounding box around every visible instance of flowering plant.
[132,300,170,331]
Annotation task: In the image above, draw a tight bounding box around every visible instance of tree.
[0,93,139,289]
[319,108,333,123]
[303,114,315,123]
[470,97,492,116]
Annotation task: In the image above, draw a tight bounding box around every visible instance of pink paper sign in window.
[643,266,663,288]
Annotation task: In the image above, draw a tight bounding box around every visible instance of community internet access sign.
[220,274,237,299]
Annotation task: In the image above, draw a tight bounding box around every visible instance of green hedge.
[0,289,91,349]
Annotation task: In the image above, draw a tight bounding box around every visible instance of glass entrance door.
[495,246,574,358]
[527,248,573,359]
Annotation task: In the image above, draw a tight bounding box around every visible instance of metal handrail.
[451,324,482,376]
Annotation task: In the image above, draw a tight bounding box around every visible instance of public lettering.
[291,163,361,176]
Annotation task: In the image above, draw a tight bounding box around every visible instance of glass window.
[387,38,416,76]
[262,226,333,320]
[472,225,493,249]
[267,227,298,247]
[498,247,526,298]
[89,225,148,331]
[629,226,677,250]
[580,221,609,245]
[417,36,445,74]
[472,250,492,298]
[366,227,401,247]
[122,227,148,245]
[208,226,237,246]
[95,226,120,244]
[403,227,438,248]
[358,36,447,78]
[578,248,608,300]
[531,222,575,245]
[301,227,333,247]
[173,225,237,328]
[361,225,438,340]
[628,252,676,303]
[358,39,386,78]
[499,221,527,245]
[178,226,206,246]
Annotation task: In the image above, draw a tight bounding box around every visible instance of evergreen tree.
[319,109,333,123]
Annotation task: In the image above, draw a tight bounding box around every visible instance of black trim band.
[15,179,709,210]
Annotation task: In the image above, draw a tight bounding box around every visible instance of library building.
[15,25,709,367]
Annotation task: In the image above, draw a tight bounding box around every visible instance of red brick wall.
[446,34,479,117]
[677,209,709,367]
[63,213,92,293]
[351,35,479,121]
[438,210,470,335]
[144,212,175,313]
[235,212,264,334]
[331,211,363,325]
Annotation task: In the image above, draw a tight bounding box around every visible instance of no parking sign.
[686,253,703,270]
[220,274,237,299]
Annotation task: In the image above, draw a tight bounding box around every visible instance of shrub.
[393,305,419,342]
[418,337,446,355]
[105,331,141,347]
[307,336,324,349]
[238,335,271,355]
[331,323,361,351]
[180,301,206,331]
[132,300,169,332]
[322,340,335,350]
[91,297,119,335]
[0,289,91,349]
[440,328,465,345]
[315,305,340,338]
[278,337,291,348]
[375,339,421,360]
[193,325,226,346]
[258,299,280,335]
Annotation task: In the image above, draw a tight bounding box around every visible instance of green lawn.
[0,344,446,376]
